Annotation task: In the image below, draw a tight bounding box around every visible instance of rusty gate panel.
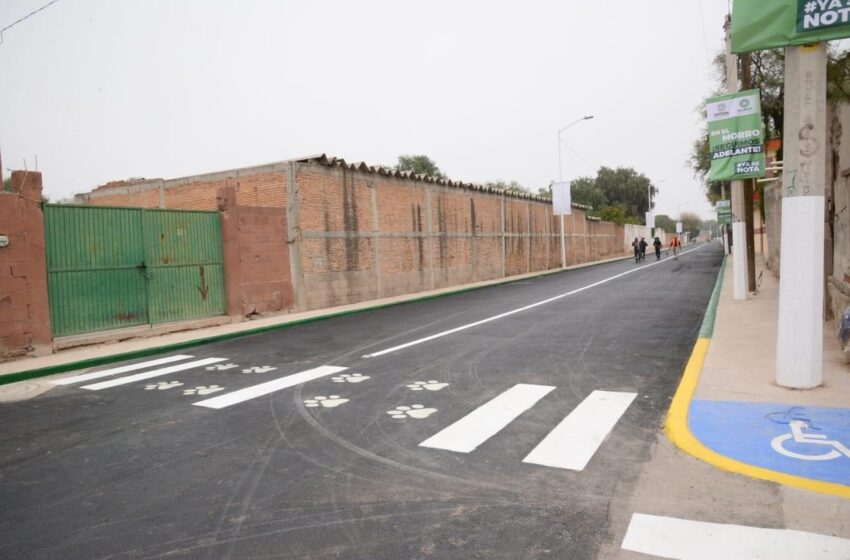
[44,205,148,336]
[142,210,225,323]
[44,204,225,337]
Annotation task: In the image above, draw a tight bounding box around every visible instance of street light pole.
[557,115,594,268]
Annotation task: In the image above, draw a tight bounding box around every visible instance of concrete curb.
[664,256,850,499]
[0,253,636,386]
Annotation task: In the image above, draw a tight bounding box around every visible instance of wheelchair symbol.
[771,420,850,462]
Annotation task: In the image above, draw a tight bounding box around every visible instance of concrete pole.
[776,44,827,389]
[721,183,730,255]
[725,16,749,300]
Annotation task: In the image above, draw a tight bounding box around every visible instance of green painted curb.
[1,255,632,386]
[698,255,727,339]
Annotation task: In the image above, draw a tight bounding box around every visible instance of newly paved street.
[0,244,723,559]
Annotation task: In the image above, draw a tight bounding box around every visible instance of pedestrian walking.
[639,237,648,261]
[670,235,681,259]
[632,237,641,263]
[653,236,662,260]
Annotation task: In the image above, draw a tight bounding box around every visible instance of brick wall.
[0,171,51,360]
[218,186,293,317]
[291,160,628,311]
[80,163,288,210]
[79,157,631,316]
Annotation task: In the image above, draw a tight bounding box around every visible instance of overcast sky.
[1,0,732,219]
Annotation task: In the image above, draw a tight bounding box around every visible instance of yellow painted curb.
[664,337,850,499]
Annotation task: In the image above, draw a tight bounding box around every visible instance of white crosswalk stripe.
[419,383,555,453]
[419,386,636,471]
[522,390,636,471]
[51,355,195,385]
[621,513,850,559]
[193,365,348,409]
[81,358,228,391]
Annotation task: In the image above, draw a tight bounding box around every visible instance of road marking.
[621,513,850,559]
[51,355,195,385]
[363,244,708,358]
[523,390,636,471]
[81,358,227,390]
[419,384,555,453]
[192,365,348,409]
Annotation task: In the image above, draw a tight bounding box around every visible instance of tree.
[570,176,607,211]
[594,167,654,220]
[396,155,445,179]
[679,212,702,240]
[2,177,10,192]
[655,214,677,233]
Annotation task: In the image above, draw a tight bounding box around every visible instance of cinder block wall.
[0,171,51,359]
[81,157,629,316]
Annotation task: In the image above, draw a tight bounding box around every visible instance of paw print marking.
[387,405,437,419]
[144,381,184,391]
[304,395,349,408]
[406,380,449,391]
[332,373,370,383]
[183,385,225,396]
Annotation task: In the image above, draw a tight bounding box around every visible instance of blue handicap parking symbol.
[689,400,850,486]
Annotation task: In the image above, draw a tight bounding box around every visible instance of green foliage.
[2,178,10,192]
[396,155,445,179]
[679,211,702,239]
[570,177,608,210]
[569,167,656,224]
[655,214,677,232]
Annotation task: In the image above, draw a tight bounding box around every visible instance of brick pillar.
[0,171,51,358]
[217,186,243,319]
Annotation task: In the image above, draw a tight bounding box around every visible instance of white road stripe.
[193,365,348,409]
[621,513,850,559]
[522,390,636,471]
[419,384,555,453]
[51,355,195,385]
[81,358,227,390]
[363,244,709,358]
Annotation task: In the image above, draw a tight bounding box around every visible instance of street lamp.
[557,115,594,182]
[556,115,594,269]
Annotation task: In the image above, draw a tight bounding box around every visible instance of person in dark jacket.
[639,237,648,261]
[653,236,662,260]
[632,237,641,263]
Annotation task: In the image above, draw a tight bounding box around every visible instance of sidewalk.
[677,253,850,497]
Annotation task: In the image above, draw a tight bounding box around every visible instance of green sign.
[717,201,732,225]
[732,0,850,53]
[707,89,766,181]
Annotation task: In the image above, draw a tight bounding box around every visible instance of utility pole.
[739,51,758,293]
[776,43,827,389]
[721,183,730,254]
[725,15,749,300]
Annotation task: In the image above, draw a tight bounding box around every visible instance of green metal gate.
[44,204,225,337]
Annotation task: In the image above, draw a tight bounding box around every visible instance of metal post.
[776,44,827,389]
[556,115,593,270]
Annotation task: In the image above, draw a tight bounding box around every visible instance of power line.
[0,0,62,45]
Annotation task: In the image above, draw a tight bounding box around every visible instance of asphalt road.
[0,243,724,560]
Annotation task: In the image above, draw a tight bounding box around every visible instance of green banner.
[716,201,732,225]
[732,0,850,53]
[707,89,766,182]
